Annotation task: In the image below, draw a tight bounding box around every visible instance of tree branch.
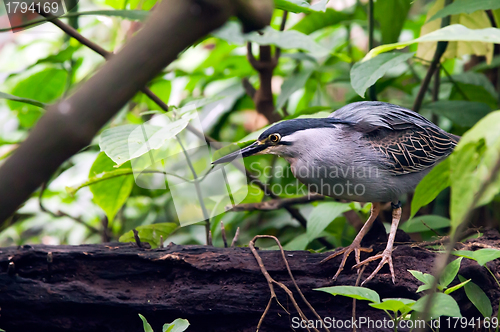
[412,0,453,113]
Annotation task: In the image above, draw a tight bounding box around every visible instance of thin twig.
[249,235,328,332]
[231,227,240,247]
[221,221,228,248]
[39,182,100,234]
[132,229,142,248]
[412,0,453,113]
[367,0,376,101]
[352,265,367,332]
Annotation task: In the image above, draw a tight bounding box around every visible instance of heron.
[213,101,459,285]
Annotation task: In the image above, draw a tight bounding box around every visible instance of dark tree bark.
[1,229,500,332]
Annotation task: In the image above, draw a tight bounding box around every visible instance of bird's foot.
[353,248,394,286]
[320,242,373,281]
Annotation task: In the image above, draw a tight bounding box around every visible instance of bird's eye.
[269,133,281,143]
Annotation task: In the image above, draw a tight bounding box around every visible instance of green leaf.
[66,168,141,196]
[412,293,462,318]
[428,0,500,23]
[8,68,67,128]
[139,314,154,332]
[409,270,436,292]
[439,257,463,289]
[315,286,380,303]
[365,25,500,60]
[449,83,498,110]
[369,298,416,313]
[452,248,500,266]
[30,45,79,68]
[375,0,412,44]
[350,52,414,97]
[291,8,351,34]
[214,23,330,56]
[247,27,330,56]
[459,275,492,318]
[307,201,352,242]
[422,101,492,128]
[162,318,190,332]
[119,222,178,248]
[283,233,309,250]
[99,100,202,166]
[444,278,470,295]
[144,79,171,110]
[276,66,315,111]
[399,215,451,233]
[0,91,46,108]
[274,0,327,14]
[410,158,450,218]
[89,153,134,223]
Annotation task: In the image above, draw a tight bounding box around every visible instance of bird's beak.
[212,141,267,164]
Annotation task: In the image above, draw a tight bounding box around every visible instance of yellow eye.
[269,133,281,143]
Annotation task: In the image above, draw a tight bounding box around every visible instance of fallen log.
[1,229,499,332]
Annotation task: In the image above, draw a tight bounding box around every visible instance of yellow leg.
[353,205,402,286]
[320,202,381,280]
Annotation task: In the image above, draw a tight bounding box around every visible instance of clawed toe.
[353,249,395,286]
[321,243,373,280]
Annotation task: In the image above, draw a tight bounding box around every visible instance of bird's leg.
[354,201,402,286]
[320,202,380,280]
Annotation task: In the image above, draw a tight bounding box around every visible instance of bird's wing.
[330,101,459,175]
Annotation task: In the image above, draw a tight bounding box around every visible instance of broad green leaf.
[449,111,500,230]
[472,55,500,72]
[67,168,144,196]
[444,278,470,295]
[453,248,500,266]
[139,314,154,332]
[214,22,330,56]
[291,8,351,34]
[307,201,351,242]
[247,27,330,56]
[369,298,416,313]
[163,318,190,332]
[429,0,500,23]
[284,233,309,250]
[276,65,315,111]
[119,222,178,248]
[459,275,492,318]
[350,52,414,97]
[422,101,492,128]
[408,270,436,289]
[8,68,67,127]
[375,0,412,44]
[449,83,498,110]
[439,257,463,289]
[0,91,46,108]
[365,25,500,60]
[412,293,462,318]
[274,0,328,14]
[417,0,494,64]
[451,72,498,98]
[100,99,211,165]
[410,158,450,218]
[315,286,380,303]
[89,153,134,223]
[399,215,451,233]
[30,45,79,68]
[144,79,171,110]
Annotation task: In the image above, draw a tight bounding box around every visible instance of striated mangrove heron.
[213,101,459,285]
